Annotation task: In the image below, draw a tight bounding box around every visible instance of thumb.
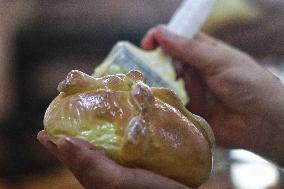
[142,25,239,75]
[57,137,122,189]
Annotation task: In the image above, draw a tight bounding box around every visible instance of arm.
[141,25,284,166]
[260,97,284,165]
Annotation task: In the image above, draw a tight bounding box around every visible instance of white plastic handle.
[168,0,216,39]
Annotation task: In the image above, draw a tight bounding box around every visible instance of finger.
[144,25,241,75]
[141,24,165,50]
[57,137,122,188]
[57,137,106,167]
[184,66,207,117]
[123,168,191,189]
[37,130,61,159]
[172,60,184,78]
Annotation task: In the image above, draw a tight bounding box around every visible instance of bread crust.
[44,70,214,187]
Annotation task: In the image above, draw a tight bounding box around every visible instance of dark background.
[0,0,283,188]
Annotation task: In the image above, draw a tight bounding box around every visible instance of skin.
[37,131,190,189]
[141,25,284,166]
[38,25,284,188]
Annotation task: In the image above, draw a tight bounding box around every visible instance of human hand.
[141,25,284,165]
[37,130,191,189]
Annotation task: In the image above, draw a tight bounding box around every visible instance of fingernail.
[37,130,45,139]
[37,130,48,144]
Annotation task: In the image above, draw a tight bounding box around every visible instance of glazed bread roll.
[44,70,215,187]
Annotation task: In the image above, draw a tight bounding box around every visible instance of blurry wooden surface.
[14,168,83,189]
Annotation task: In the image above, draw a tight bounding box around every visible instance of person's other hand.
[37,130,191,189]
[141,25,284,165]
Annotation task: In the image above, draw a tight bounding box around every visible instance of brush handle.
[168,0,216,39]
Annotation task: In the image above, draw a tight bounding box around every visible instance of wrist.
[250,83,284,166]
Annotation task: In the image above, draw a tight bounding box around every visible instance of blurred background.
[0,0,283,188]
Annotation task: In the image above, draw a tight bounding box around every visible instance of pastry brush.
[93,0,216,104]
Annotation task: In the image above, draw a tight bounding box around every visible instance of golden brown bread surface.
[44,70,215,187]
